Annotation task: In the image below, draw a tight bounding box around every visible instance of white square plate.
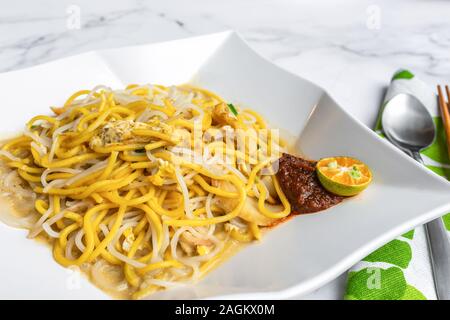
[0,31,449,299]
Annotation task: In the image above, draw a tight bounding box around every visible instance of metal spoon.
[382,93,450,300]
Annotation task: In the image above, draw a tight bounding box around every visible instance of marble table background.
[1,0,449,299]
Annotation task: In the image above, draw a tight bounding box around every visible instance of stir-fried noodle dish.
[0,84,305,299]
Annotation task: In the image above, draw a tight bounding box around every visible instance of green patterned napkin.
[344,69,450,300]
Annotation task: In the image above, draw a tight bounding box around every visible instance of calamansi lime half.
[316,156,372,196]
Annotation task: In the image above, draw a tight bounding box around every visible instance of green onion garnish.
[227,103,238,116]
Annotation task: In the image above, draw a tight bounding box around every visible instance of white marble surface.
[1,0,449,299]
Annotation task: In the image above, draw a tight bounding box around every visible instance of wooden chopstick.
[437,85,450,158]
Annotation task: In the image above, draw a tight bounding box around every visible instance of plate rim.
[1,30,449,300]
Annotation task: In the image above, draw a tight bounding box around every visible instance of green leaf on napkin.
[422,117,450,165]
[363,239,412,269]
[346,267,407,300]
[400,285,427,300]
[426,165,450,180]
[392,70,414,81]
[346,267,427,300]
[443,214,450,231]
[402,230,415,240]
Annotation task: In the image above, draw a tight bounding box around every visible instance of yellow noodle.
[1,83,293,301]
